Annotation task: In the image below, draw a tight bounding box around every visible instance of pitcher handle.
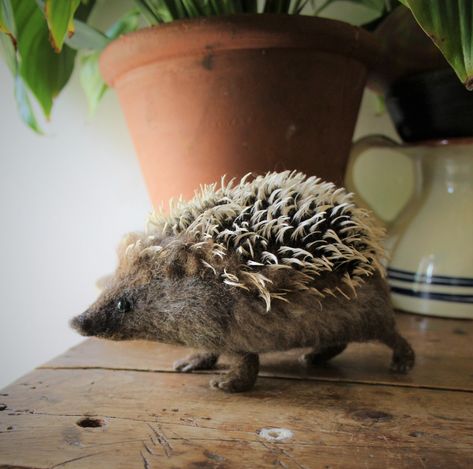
[345,135,413,225]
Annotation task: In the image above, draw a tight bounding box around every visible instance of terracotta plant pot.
[100,14,380,206]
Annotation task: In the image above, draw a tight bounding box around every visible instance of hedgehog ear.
[164,244,200,279]
[96,273,114,291]
[116,232,145,258]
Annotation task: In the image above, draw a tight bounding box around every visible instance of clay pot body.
[100,15,380,205]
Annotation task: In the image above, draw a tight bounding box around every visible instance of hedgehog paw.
[390,351,415,374]
[385,332,415,374]
[209,352,259,393]
[173,352,219,373]
[209,375,255,393]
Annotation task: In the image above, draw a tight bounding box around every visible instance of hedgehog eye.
[116,298,132,313]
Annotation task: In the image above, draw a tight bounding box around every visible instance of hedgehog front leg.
[173,352,219,373]
[210,353,259,393]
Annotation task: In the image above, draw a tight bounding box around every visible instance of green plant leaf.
[0,26,16,72]
[65,19,110,50]
[240,0,258,13]
[195,0,215,16]
[134,0,160,24]
[217,0,238,14]
[399,0,473,89]
[1,16,44,132]
[80,9,141,115]
[139,0,177,22]
[0,0,16,45]
[80,51,106,115]
[13,0,76,118]
[1,29,42,132]
[105,9,141,38]
[44,0,81,52]
[290,0,310,14]
[135,0,198,23]
[180,0,201,17]
[208,0,223,14]
[15,74,43,133]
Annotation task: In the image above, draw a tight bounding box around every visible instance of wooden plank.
[44,313,473,391]
[1,368,472,468]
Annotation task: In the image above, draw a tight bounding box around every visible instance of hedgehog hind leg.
[174,352,219,373]
[300,344,347,366]
[381,331,415,374]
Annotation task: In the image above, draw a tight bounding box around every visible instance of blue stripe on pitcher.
[387,267,473,287]
[388,268,473,304]
[389,286,473,304]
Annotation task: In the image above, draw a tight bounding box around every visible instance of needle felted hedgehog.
[71,171,415,392]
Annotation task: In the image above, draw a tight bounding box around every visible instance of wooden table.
[1,313,472,468]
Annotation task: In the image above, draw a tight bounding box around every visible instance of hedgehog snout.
[70,313,94,337]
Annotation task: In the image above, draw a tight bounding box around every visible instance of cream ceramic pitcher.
[346,136,473,319]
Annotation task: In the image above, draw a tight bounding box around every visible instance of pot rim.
[100,14,381,87]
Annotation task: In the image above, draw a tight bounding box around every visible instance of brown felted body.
[71,172,415,392]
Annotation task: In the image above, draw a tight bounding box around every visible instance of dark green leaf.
[209,0,224,14]
[135,0,161,24]
[173,0,186,17]
[0,28,16,72]
[139,0,174,22]
[219,0,237,14]
[13,0,76,117]
[15,75,42,133]
[162,0,187,18]
[181,0,201,17]
[44,0,81,52]
[400,0,473,89]
[0,0,16,44]
[1,30,41,132]
[0,0,14,31]
[290,0,310,14]
[195,0,215,16]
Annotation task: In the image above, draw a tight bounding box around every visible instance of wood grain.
[44,313,473,391]
[1,368,472,468]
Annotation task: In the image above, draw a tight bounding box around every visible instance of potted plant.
[373,3,473,141]
[1,0,471,205]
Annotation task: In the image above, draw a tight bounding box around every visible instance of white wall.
[0,6,411,388]
[0,62,150,388]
